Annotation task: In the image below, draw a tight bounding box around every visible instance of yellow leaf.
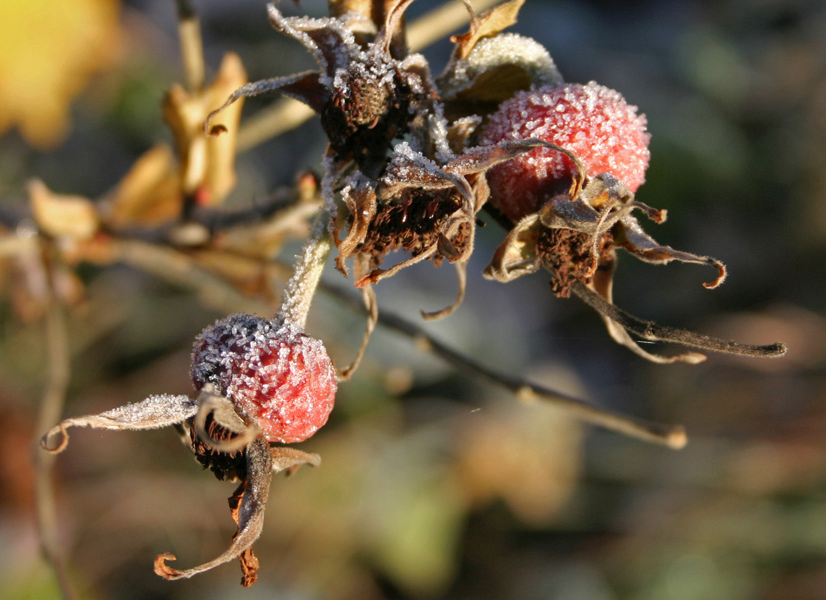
[29,179,100,240]
[0,0,122,148]
[163,52,247,206]
[106,144,183,227]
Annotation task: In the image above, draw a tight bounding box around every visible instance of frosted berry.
[191,313,337,444]
[480,81,651,222]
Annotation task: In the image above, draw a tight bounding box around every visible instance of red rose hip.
[480,81,651,222]
[191,313,337,444]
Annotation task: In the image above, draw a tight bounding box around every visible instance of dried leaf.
[451,0,526,60]
[106,144,182,227]
[28,179,100,240]
[164,52,247,206]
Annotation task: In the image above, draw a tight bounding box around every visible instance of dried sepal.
[421,261,467,320]
[338,254,379,380]
[41,394,198,453]
[614,215,727,289]
[571,279,787,360]
[155,436,273,585]
[193,385,261,455]
[270,446,321,474]
[484,213,543,282]
[155,441,320,586]
[334,172,379,277]
[586,263,706,364]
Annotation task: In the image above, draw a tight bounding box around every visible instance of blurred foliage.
[1,0,825,599]
[0,0,122,149]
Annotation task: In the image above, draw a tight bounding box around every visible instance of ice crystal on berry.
[481,82,651,222]
[192,313,337,444]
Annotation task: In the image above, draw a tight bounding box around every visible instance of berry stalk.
[276,217,332,330]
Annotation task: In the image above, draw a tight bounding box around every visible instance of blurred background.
[1,0,824,598]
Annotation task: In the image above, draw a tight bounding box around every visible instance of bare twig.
[109,238,271,314]
[34,260,78,600]
[320,281,688,449]
[406,0,501,51]
[175,0,205,92]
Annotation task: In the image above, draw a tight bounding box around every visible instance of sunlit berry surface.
[192,314,337,444]
[482,82,650,222]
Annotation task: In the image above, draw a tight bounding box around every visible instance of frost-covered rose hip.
[191,313,337,444]
[481,81,651,222]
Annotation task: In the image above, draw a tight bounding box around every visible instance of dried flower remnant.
[481,82,785,362]
[205,0,552,321]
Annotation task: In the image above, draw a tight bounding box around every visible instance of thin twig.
[175,0,205,92]
[110,238,271,315]
[34,263,78,600]
[320,280,688,449]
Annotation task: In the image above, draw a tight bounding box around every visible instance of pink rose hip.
[481,81,651,222]
[191,313,337,444]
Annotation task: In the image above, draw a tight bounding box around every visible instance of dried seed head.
[536,225,614,297]
[321,57,426,171]
[191,313,337,444]
[481,82,651,221]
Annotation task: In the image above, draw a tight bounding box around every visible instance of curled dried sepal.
[155,437,272,585]
[571,279,787,360]
[337,255,379,380]
[40,394,198,453]
[421,261,467,320]
[154,439,321,585]
[193,386,260,454]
